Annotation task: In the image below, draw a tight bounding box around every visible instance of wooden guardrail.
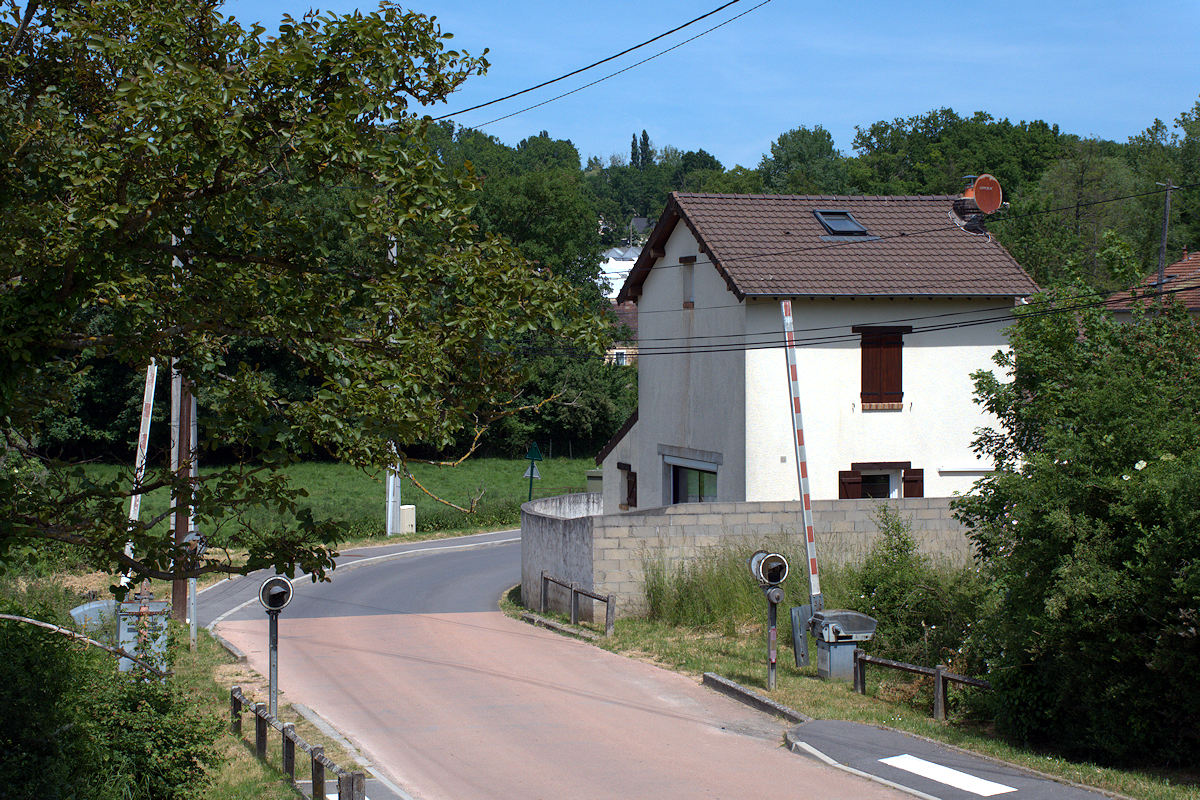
[231,685,366,799]
[852,649,991,721]
[539,570,615,637]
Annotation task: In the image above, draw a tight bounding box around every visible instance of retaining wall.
[521,495,973,618]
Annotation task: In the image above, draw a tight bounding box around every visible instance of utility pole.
[1156,179,1174,308]
[168,231,197,624]
[170,362,194,623]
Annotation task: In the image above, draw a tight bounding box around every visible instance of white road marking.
[880,754,1017,797]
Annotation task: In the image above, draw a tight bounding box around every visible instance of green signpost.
[524,442,543,501]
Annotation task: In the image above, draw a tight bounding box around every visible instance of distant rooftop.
[1106,250,1200,311]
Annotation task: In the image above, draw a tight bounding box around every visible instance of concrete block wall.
[520,493,602,617]
[521,495,973,619]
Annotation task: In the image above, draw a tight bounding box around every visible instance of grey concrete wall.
[521,495,972,619]
[520,493,602,616]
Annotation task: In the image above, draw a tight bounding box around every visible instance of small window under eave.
[814,209,877,241]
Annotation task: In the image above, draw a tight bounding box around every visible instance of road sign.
[523,462,541,480]
[525,442,543,461]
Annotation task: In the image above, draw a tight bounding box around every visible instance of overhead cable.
[433,0,743,121]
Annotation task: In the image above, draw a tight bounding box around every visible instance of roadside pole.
[122,360,158,591]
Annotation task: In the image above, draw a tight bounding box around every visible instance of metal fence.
[231,685,366,800]
[539,570,615,636]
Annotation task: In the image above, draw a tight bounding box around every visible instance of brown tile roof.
[611,300,638,340]
[1105,251,1200,311]
[617,193,1038,302]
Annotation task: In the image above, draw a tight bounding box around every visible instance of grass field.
[88,456,594,541]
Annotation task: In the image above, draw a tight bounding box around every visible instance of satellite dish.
[972,174,1003,214]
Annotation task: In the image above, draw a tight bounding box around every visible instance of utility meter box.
[792,607,878,681]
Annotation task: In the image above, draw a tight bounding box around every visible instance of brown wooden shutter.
[626,471,637,508]
[839,470,862,499]
[855,326,909,404]
[902,468,924,498]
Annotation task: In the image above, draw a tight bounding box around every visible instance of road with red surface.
[205,531,907,800]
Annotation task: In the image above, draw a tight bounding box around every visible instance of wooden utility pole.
[1156,179,1174,308]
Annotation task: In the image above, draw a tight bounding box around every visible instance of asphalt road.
[203,531,907,800]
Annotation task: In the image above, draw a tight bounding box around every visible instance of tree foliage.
[0,588,221,799]
[953,289,1200,764]
[0,0,605,589]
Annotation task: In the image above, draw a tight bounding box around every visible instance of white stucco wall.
[744,297,1010,500]
[631,224,747,509]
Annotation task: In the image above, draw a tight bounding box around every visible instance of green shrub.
[0,589,220,799]
[847,506,988,673]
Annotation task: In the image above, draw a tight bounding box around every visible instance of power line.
[539,278,1193,362]
[473,1,775,129]
[433,0,744,121]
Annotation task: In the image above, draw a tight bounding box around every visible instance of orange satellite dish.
[972,174,1003,214]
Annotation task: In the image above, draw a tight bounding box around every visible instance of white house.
[597,192,1038,514]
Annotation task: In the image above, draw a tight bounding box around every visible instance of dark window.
[861,474,890,498]
[625,470,638,508]
[814,209,871,237]
[672,466,716,503]
[853,326,911,405]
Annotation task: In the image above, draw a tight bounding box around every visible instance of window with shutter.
[853,326,911,409]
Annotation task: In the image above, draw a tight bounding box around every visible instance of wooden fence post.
[230,686,242,734]
[281,723,295,778]
[540,571,548,613]
[853,650,866,694]
[311,746,325,800]
[339,770,366,800]
[605,594,615,637]
[933,664,947,721]
[570,583,580,625]
[254,703,267,759]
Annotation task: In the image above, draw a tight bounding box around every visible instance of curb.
[519,611,600,640]
[700,673,812,724]
[209,628,248,662]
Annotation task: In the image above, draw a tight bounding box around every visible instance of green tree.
[1030,138,1136,286]
[0,0,605,589]
[758,124,851,194]
[953,288,1200,764]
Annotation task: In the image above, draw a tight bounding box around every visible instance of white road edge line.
[880,754,1017,797]
[204,535,520,631]
[791,740,941,800]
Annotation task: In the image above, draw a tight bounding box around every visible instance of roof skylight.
[814,209,870,236]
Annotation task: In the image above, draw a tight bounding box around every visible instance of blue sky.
[221,0,1199,170]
